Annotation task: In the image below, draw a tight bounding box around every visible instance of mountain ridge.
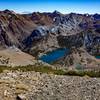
[0,9,99,61]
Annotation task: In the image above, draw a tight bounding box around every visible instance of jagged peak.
[2,9,16,15]
[53,10,62,15]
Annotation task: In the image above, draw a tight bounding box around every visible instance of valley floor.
[0,70,100,100]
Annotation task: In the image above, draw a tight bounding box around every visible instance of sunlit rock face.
[84,33,93,48]
[29,26,49,40]
[52,13,94,35]
[23,26,49,46]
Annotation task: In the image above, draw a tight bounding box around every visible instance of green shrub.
[0,65,100,78]
[54,69,66,75]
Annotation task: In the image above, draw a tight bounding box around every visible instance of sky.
[0,0,100,14]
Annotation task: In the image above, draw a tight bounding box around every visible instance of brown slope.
[0,46,35,66]
[0,10,36,48]
[30,12,53,26]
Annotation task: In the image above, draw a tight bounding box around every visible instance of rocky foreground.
[0,70,100,100]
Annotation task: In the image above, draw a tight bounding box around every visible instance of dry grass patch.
[16,83,30,91]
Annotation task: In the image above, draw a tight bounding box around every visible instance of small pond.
[95,56,100,59]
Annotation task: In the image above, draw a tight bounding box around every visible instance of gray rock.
[16,94,26,100]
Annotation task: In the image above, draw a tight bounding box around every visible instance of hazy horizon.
[0,0,100,14]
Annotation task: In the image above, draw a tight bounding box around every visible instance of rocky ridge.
[0,10,100,55]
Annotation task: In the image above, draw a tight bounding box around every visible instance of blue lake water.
[39,48,70,64]
[96,56,100,59]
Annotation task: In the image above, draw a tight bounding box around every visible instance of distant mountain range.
[0,9,99,56]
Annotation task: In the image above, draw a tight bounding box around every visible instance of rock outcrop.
[84,33,100,55]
